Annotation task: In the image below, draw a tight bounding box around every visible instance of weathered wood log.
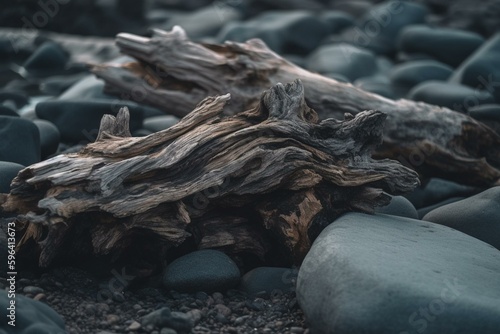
[91,27,500,187]
[2,80,418,268]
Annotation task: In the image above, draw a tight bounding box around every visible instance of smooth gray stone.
[0,105,18,117]
[407,81,495,112]
[468,104,500,122]
[162,5,242,38]
[218,10,329,55]
[390,60,453,95]
[163,250,240,293]
[404,178,479,209]
[33,119,60,159]
[22,41,69,73]
[0,290,67,334]
[398,25,485,67]
[58,75,114,101]
[239,267,298,297]
[339,1,427,55]
[375,194,418,219]
[417,197,466,219]
[423,187,500,249]
[320,11,355,34]
[297,212,500,334]
[330,0,373,18]
[354,75,395,99]
[449,33,500,103]
[35,99,145,143]
[0,161,24,193]
[0,116,40,166]
[306,43,377,81]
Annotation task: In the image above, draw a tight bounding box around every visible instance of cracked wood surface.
[2,80,418,268]
[91,27,500,187]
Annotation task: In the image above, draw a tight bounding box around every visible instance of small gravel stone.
[22,286,44,294]
[128,321,141,331]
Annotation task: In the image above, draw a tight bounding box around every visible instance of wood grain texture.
[91,27,500,186]
[2,80,418,268]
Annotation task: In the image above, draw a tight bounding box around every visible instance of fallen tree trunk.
[91,27,500,187]
[2,80,418,268]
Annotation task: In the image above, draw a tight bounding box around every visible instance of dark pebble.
[375,194,419,219]
[398,25,485,67]
[449,33,500,103]
[163,250,240,293]
[33,119,61,159]
[35,99,145,143]
[0,116,40,166]
[340,1,427,55]
[423,187,500,249]
[23,41,69,73]
[389,60,453,95]
[306,43,377,81]
[218,11,329,55]
[407,81,495,112]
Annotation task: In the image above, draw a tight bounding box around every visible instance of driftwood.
[2,80,418,268]
[91,27,500,187]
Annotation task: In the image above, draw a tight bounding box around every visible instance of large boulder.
[297,212,500,334]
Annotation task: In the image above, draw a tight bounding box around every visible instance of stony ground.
[1,267,308,334]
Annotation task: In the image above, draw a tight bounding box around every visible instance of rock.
[218,11,329,55]
[127,320,141,331]
[0,90,28,109]
[239,267,298,297]
[423,187,500,249]
[468,104,500,133]
[468,104,500,122]
[22,41,69,74]
[214,304,231,317]
[319,11,355,34]
[141,307,193,333]
[417,197,466,219]
[162,5,242,39]
[143,115,179,133]
[375,194,418,219]
[330,1,373,19]
[0,161,24,193]
[297,212,500,334]
[306,43,377,81]
[339,1,427,55]
[398,25,485,67]
[58,75,114,101]
[40,73,89,96]
[0,105,18,117]
[435,0,500,38]
[23,286,44,295]
[33,120,60,159]
[353,76,395,99]
[407,81,495,112]
[0,116,40,166]
[35,99,145,143]
[404,178,479,209]
[1,290,66,333]
[163,250,240,293]
[449,33,500,103]
[161,328,178,334]
[389,60,453,96]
